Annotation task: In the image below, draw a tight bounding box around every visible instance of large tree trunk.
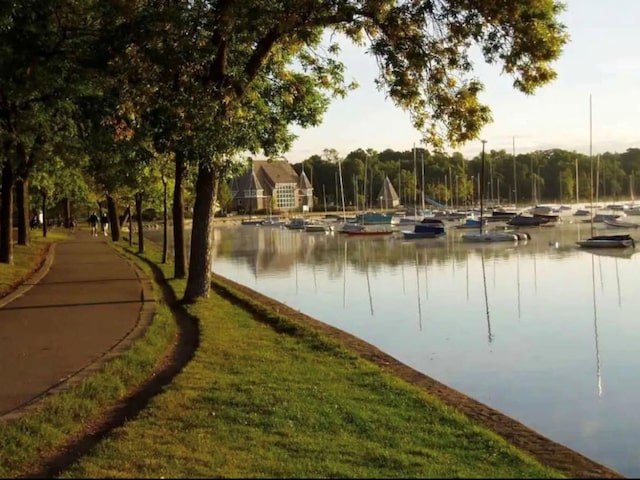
[172,151,187,278]
[15,142,31,246]
[183,162,218,303]
[41,190,48,238]
[135,192,144,254]
[162,177,168,264]
[15,178,29,246]
[0,159,14,264]
[106,194,120,241]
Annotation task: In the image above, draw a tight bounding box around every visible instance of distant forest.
[285,146,640,209]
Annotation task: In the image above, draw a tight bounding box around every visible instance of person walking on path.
[101,211,109,237]
[88,212,99,237]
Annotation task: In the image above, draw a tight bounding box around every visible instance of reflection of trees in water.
[208,223,624,278]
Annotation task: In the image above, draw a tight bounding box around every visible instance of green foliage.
[216,181,233,212]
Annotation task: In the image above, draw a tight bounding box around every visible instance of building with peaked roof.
[229,160,313,213]
[376,176,400,209]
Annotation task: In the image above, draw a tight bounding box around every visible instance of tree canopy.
[0,0,570,299]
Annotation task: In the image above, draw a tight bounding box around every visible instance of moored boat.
[507,213,551,227]
[576,234,636,248]
[603,218,640,229]
[305,222,334,233]
[355,212,394,225]
[461,231,520,242]
[455,217,485,229]
[284,218,308,230]
[241,216,264,226]
[344,226,394,236]
[401,218,446,239]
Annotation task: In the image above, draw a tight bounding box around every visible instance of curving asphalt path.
[0,231,154,419]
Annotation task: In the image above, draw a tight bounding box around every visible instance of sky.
[285,0,640,163]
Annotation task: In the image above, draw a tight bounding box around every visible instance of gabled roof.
[254,160,298,186]
[377,176,400,201]
[235,168,264,192]
[298,170,312,189]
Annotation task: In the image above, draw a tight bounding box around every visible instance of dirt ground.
[212,274,625,479]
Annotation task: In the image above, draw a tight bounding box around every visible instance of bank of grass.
[0,229,68,297]
[0,234,178,477]
[57,241,562,478]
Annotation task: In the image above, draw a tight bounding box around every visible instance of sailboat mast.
[595,155,600,207]
[479,140,487,234]
[589,94,594,236]
[338,159,346,221]
[421,151,426,213]
[575,158,579,206]
[513,136,517,209]
[363,154,368,210]
[413,144,418,221]
[413,144,417,215]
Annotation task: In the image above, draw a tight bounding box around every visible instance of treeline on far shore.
[267,146,640,210]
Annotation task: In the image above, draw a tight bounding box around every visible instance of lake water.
[152,216,640,476]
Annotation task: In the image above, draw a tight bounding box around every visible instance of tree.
[0,1,101,252]
[94,0,569,301]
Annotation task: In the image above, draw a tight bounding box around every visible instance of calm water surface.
[159,219,640,476]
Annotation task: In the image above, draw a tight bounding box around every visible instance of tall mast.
[512,136,517,208]
[575,158,579,206]
[421,151,426,213]
[589,94,594,236]
[413,143,417,221]
[338,158,346,221]
[480,140,487,234]
[363,153,368,210]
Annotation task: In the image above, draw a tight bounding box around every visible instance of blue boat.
[401,218,446,239]
[455,217,485,229]
[284,218,309,230]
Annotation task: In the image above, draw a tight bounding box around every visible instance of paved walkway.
[0,231,154,419]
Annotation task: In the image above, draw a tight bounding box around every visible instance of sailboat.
[462,140,527,242]
[577,95,636,249]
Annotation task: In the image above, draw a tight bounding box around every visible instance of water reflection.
[149,221,640,476]
[591,254,602,398]
[480,251,493,344]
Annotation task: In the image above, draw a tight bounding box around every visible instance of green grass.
[0,229,68,297]
[0,235,564,478]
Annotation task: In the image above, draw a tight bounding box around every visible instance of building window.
[243,189,263,198]
[276,184,295,209]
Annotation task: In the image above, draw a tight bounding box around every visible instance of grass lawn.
[0,229,69,298]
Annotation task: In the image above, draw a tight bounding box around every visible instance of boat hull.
[603,219,639,229]
[402,231,445,239]
[345,230,393,236]
[577,234,636,248]
[507,214,550,227]
[462,231,519,242]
